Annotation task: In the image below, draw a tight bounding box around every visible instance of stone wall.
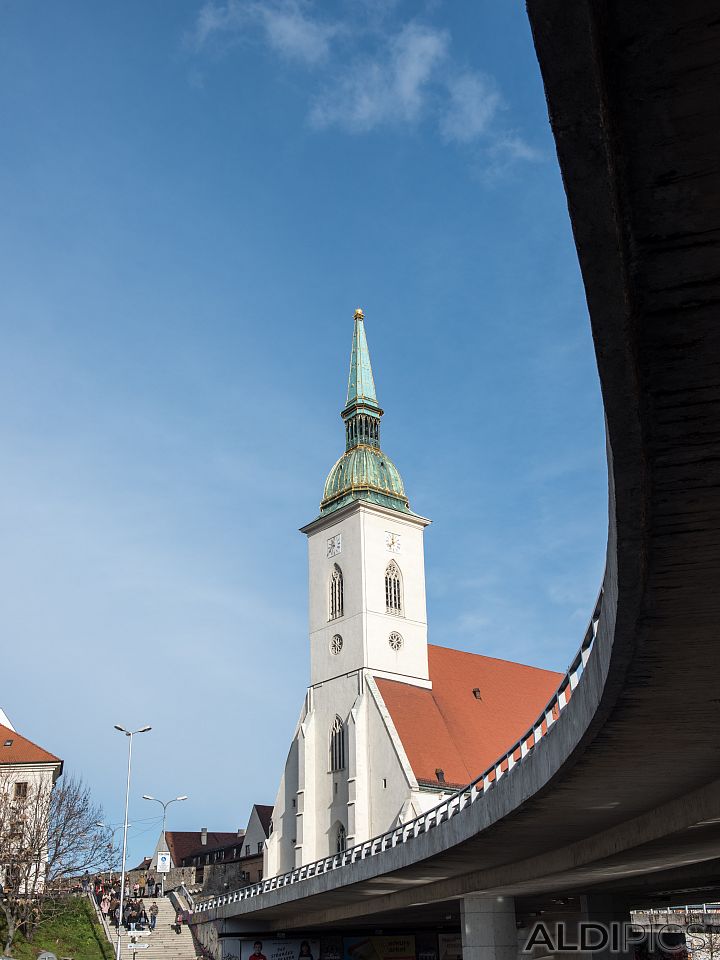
[190,915,221,960]
[124,865,198,891]
[201,855,263,895]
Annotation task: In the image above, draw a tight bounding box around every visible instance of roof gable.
[375,644,562,788]
[0,723,61,767]
[253,804,273,836]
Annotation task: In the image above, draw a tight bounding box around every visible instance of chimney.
[201,827,208,846]
[237,828,243,838]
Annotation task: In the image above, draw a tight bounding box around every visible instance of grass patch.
[0,897,113,959]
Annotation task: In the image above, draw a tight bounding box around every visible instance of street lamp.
[114,724,151,960]
[142,794,188,896]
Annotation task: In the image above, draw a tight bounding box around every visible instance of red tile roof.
[0,723,62,767]
[165,831,241,865]
[375,644,563,789]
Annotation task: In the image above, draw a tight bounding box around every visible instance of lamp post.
[142,794,188,896]
[114,724,151,960]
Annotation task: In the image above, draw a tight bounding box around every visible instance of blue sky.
[0,0,606,868]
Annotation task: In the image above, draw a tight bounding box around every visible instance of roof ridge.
[427,643,563,676]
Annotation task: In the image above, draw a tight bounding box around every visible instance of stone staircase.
[108,896,200,959]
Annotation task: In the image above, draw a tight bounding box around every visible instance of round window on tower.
[388,631,403,652]
[330,634,344,655]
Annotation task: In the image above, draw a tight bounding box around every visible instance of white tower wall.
[304,502,430,687]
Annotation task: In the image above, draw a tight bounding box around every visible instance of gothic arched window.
[385,561,403,615]
[336,823,347,853]
[330,716,345,772]
[330,564,344,620]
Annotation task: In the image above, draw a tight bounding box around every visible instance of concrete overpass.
[187,0,720,953]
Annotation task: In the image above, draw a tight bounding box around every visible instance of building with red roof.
[265,311,564,876]
[0,710,63,892]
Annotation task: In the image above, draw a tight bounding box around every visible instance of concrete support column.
[461,895,518,960]
[579,894,632,960]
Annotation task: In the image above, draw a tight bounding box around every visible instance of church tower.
[265,308,564,876]
[301,309,431,688]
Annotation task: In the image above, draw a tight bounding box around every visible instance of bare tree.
[0,770,118,955]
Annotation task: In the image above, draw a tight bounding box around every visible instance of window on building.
[336,824,347,854]
[330,564,344,620]
[330,716,345,772]
[385,561,402,615]
[13,782,28,800]
[245,844,250,856]
[257,842,263,854]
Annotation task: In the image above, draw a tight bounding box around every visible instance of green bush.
[0,897,113,960]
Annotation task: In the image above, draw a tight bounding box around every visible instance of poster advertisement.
[320,937,343,960]
[415,932,438,960]
[343,936,415,960]
[222,938,321,960]
[437,935,462,960]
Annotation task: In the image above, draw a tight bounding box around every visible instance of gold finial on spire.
[354,307,364,321]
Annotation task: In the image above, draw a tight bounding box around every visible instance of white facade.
[0,713,63,894]
[265,499,443,876]
[306,501,431,688]
[241,806,269,859]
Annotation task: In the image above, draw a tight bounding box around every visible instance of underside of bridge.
[193,0,720,949]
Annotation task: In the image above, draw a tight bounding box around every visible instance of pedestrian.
[155,880,161,897]
[100,893,110,917]
[149,902,158,931]
[139,874,146,897]
[133,880,139,898]
[82,871,90,894]
[174,909,183,935]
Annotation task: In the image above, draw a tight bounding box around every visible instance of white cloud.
[191,0,337,65]
[188,2,542,174]
[260,3,337,64]
[309,23,448,132]
[440,72,502,143]
[192,0,242,48]
[474,133,544,182]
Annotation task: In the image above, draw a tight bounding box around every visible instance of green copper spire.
[345,308,379,413]
[320,308,410,517]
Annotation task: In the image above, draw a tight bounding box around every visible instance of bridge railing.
[192,589,604,915]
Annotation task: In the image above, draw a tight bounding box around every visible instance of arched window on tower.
[330,716,345,772]
[330,564,344,620]
[336,823,347,854]
[385,561,403,615]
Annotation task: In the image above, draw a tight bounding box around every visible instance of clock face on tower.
[326,534,342,558]
[385,531,401,553]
